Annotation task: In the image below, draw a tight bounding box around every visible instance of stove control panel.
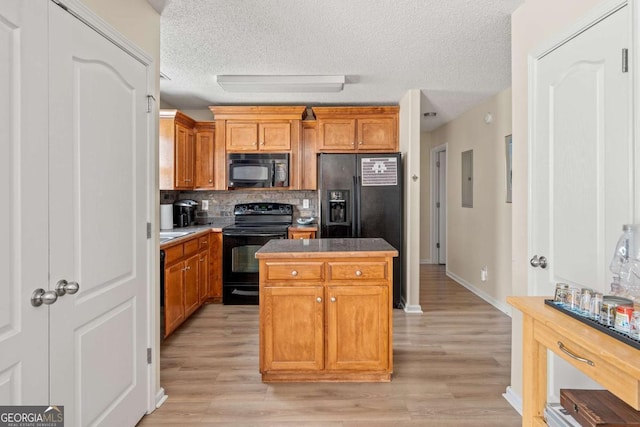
[234,203,293,216]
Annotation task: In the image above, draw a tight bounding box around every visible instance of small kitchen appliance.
[173,199,198,227]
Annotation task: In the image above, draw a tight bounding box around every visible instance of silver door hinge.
[436,243,440,249]
[436,161,440,167]
[147,95,156,113]
[147,222,152,239]
[436,202,440,208]
[622,48,629,73]
[147,348,152,364]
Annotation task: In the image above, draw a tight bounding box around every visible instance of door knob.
[31,288,58,307]
[530,255,548,269]
[55,279,80,296]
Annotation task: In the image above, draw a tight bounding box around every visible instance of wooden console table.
[508,296,640,427]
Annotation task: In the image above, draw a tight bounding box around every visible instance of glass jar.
[630,311,640,339]
[554,283,569,304]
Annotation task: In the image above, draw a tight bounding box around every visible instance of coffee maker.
[173,199,198,227]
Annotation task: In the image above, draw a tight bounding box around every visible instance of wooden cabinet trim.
[209,105,307,120]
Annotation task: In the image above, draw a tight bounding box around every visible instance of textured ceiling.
[158,0,523,131]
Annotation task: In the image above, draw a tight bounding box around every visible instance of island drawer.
[327,261,388,281]
[264,262,324,281]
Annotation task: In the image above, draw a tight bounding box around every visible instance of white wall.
[509,0,609,403]
[422,88,512,312]
[419,131,432,263]
[400,89,423,313]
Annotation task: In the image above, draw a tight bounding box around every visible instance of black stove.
[222,203,293,304]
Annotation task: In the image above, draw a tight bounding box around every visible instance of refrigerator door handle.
[352,175,358,237]
[356,175,362,237]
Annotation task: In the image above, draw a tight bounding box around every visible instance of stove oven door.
[222,231,286,304]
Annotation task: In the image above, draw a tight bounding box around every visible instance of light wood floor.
[138,265,521,426]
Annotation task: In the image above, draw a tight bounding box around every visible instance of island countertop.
[255,237,398,259]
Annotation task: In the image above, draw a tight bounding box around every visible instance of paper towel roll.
[160,204,173,230]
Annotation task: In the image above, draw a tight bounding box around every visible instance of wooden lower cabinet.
[326,285,389,371]
[163,231,212,338]
[259,256,393,382]
[262,286,324,372]
[164,262,185,337]
[183,253,200,317]
[208,231,222,302]
[198,250,209,305]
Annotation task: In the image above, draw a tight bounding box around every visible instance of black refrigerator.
[318,153,404,308]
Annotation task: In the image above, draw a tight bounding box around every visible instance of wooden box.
[560,389,640,427]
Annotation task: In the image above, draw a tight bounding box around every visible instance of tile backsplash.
[161,190,319,220]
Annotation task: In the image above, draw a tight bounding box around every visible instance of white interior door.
[0,0,49,405]
[530,4,632,399]
[47,3,149,425]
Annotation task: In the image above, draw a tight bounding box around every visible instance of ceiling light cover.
[215,75,346,93]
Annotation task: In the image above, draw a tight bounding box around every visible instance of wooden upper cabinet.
[313,106,399,152]
[226,121,259,151]
[194,122,215,189]
[175,123,195,188]
[357,117,397,151]
[259,121,291,150]
[301,121,318,190]
[160,109,196,190]
[210,106,306,153]
[318,119,356,150]
[225,120,292,151]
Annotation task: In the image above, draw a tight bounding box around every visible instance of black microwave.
[227,153,289,189]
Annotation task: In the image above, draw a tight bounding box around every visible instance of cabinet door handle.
[355,270,362,277]
[200,258,205,262]
[358,141,363,145]
[291,270,298,276]
[330,296,336,302]
[557,341,594,366]
[316,297,322,303]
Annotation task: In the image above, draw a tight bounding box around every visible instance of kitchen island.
[255,238,398,382]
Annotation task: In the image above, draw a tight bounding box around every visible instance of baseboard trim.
[503,386,523,416]
[155,387,168,409]
[419,258,432,264]
[445,270,512,316]
[403,304,423,314]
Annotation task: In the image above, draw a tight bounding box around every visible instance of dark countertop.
[159,218,234,248]
[255,238,398,259]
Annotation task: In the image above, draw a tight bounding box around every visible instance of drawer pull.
[316,297,322,303]
[331,296,336,302]
[291,270,298,276]
[557,341,594,366]
[355,270,362,277]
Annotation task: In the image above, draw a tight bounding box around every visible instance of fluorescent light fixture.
[214,75,345,93]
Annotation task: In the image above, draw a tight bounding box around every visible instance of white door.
[47,3,149,426]
[530,4,631,398]
[0,0,49,405]
[0,1,150,423]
